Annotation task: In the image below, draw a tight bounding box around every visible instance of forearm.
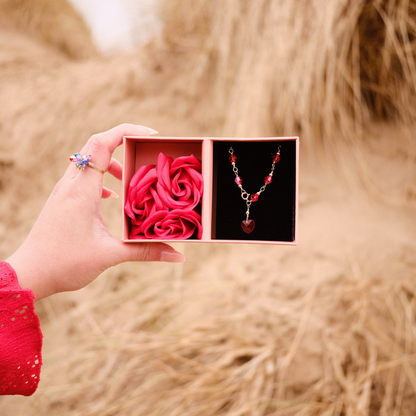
[6,246,54,301]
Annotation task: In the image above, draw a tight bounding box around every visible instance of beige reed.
[161,0,416,143]
[0,0,96,60]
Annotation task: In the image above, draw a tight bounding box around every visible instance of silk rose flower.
[125,153,203,239]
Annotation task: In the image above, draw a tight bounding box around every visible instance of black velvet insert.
[212,140,296,241]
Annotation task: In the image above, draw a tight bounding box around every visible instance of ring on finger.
[69,153,105,174]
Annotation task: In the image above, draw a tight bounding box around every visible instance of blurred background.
[1,0,416,414]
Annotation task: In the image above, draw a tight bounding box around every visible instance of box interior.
[133,141,202,168]
[212,140,296,242]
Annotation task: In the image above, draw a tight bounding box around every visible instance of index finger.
[66,124,158,178]
[82,124,158,171]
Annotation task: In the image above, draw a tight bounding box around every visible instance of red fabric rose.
[130,209,202,240]
[156,153,203,210]
[124,164,168,236]
[125,153,203,240]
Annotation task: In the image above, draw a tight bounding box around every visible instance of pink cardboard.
[122,136,299,245]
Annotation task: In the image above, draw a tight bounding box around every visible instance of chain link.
[241,191,249,200]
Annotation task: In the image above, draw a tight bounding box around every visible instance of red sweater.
[0,261,42,396]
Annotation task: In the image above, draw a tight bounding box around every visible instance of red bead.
[250,194,259,202]
[229,154,237,163]
[264,175,273,184]
[272,154,280,163]
[235,176,242,185]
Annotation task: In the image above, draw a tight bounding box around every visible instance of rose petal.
[171,154,201,171]
[156,152,173,190]
[140,209,202,240]
[157,154,203,210]
[125,165,157,219]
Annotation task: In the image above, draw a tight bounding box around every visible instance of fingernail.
[160,250,186,263]
[110,190,119,199]
[136,125,159,135]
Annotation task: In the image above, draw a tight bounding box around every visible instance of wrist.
[6,247,53,301]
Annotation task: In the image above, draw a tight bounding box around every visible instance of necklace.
[228,145,281,234]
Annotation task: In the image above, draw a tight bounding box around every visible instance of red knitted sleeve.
[0,261,43,396]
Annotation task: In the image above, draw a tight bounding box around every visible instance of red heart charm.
[241,219,255,234]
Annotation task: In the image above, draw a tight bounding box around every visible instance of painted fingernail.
[136,125,159,135]
[160,250,186,263]
[110,190,119,199]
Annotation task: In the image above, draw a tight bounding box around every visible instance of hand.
[6,124,185,300]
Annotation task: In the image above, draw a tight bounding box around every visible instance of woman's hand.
[6,124,185,300]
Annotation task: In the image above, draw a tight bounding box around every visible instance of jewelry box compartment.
[122,136,298,245]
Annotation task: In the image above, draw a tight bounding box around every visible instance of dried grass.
[160,0,416,144]
[0,0,96,59]
[3,257,415,416]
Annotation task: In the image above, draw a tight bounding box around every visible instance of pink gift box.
[122,136,299,245]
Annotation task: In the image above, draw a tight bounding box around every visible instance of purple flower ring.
[69,152,105,174]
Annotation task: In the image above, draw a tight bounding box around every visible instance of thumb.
[113,241,186,264]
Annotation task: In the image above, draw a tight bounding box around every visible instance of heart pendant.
[241,219,255,234]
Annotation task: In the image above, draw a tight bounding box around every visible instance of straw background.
[0,0,416,415]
